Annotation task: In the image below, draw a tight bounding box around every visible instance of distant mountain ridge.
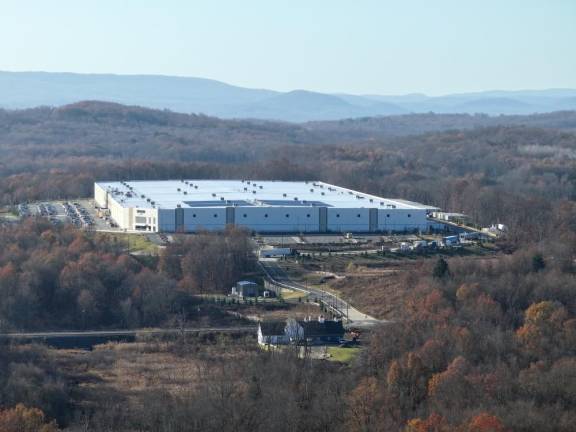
[1,71,575,122]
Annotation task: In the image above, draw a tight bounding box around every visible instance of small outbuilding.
[299,318,345,345]
[259,247,293,258]
[232,280,259,297]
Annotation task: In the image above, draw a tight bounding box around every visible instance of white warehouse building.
[94,180,439,233]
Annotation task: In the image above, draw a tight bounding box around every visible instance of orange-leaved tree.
[467,412,506,432]
[0,404,59,432]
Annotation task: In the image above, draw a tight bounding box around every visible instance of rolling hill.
[1,71,576,121]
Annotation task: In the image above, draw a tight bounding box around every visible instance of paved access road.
[259,259,382,328]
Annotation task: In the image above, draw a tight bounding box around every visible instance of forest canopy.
[0,103,575,431]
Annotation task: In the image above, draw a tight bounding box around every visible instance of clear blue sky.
[1,0,575,95]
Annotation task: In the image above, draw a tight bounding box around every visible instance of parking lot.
[17,199,120,232]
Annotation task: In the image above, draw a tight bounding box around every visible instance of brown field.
[238,301,322,322]
[282,249,503,321]
[51,334,258,412]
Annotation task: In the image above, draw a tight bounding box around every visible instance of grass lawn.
[281,288,308,300]
[327,346,361,364]
[96,232,159,254]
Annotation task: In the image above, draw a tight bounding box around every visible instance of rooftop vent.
[259,185,263,189]
[212,193,216,197]
[177,188,181,192]
[283,193,287,197]
[194,185,198,189]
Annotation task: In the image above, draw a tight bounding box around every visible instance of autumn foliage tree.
[0,404,59,432]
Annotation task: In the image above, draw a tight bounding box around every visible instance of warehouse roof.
[95,180,439,210]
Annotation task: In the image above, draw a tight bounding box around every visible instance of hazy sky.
[1,0,575,95]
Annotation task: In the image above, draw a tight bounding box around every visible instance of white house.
[257,317,344,346]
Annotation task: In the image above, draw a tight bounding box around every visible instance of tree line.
[0,220,253,331]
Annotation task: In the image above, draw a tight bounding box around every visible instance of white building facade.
[94,180,439,233]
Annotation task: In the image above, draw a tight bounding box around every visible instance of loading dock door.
[226,207,235,225]
[319,207,327,233]
[175,208,184,232]
[369,208,378,232]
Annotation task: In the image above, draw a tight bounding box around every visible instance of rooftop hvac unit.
[141,195,145,199]
[220,197,225,201]
[310,189,314,192]
[212,193,216,197]
[177,188,181,192]
[283,193,287,197]
[259,185,263,189]
[321,192,325,195]
[294,197,298,201]
[194,185,198,189]
[177,204,181,208]
[244,187,248,191]
[253,190,256,194]
[184,191,188,194]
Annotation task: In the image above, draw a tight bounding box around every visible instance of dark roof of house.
[259,321,286,336]
[298,320,345,337]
